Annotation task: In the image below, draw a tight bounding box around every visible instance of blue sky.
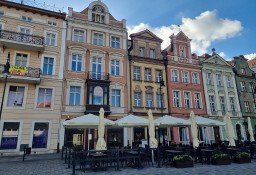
[40,0,255,60]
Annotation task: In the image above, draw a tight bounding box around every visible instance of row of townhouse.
[0,0,255,155]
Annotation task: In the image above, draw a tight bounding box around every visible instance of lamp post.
[157,71,165,168]
[0,52,10,121]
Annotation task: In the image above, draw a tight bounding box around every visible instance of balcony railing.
[87,71,110,81]
[85,104,110,115]
[0,30,44,46]
[0,64,41,78]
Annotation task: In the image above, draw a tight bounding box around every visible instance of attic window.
[240,68,246,74]
[92,5,105,23]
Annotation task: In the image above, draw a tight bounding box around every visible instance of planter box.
[174,160,194,168]
[212,159,231,165]
[234,158,251,164]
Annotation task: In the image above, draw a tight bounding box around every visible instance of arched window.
[92,5,105,23]
[93,86,103,105]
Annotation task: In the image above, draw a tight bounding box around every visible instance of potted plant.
[234,152,251,164]
[212,153,231,165]
[173,154,194,168]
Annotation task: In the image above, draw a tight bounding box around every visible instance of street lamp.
[157,71,165,168]
[0,52,10,121]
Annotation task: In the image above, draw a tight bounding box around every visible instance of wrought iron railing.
[87,71,109,81]
[7,0,64,13]
[0,30,44,46]
[0,64,41,78]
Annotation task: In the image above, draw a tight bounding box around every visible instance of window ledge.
[145,107,155,109]
[144,80,153,83]
[133,79,143,82]
[156,107,166,110]
[133,106,144,109]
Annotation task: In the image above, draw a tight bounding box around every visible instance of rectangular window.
[133,66,141,80]
[145,68,152,81]
[173,91,180,107]
[249,83,254,93]
[93,33,103,46]
[0,122,20,149]
[7,86,25,107]
[111,60,120,76]
[209,95,216,112]
[184,92,191,108]
[244,101,250,112]
[71,54,82,72]
[194,93,202,109]
[139,47,145,57]
[15,53,27,67]
[21,16,32,22]
[240,81,246,91]
[20,27,31,34]
[111,36,120,48]
[171,70,178,82]
[111,89,121,107]
[220,96,225,112]
[43,57,54,75]
[226,75,232,88]
[155,70,162,82]
[37,88,52,108]
[206,73,212,85]
[149,49,155,59]
[146,93,153,107]
[134,92,141,107]
[45,32,56,46]
[32,123,49,148]
[179,45,186,57]
[216,74,222,86]
[182,71,189,83]
[73,29,84,42]
[229,97,236,112]
[48,21,57,26]
[157,94,163,108]
[69,86,81,106]
[192,73,199,84]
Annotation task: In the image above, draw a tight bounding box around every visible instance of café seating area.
[61,140,256,174]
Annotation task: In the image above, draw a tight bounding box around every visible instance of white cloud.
[244,53,256,60]
[127,10,243,55]
[219,52,226,58]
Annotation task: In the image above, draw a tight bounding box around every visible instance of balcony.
[0,30,44,52]
[0,64,41,84]
[85,104,110,115]
[87,71,110,81]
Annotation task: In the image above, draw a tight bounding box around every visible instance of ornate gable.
[204,55,231,67]
[130,29,163,42]
[176,31,190,42]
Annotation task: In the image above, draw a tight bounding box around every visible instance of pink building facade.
[163,32,207,144]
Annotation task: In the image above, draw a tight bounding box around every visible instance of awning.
[155,115,190,126]
[63,113,115,128]
[188,116,225,126]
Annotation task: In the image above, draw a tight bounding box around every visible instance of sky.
[38,0,255,60]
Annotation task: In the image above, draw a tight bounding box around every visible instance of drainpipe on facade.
[163,52,170,114]
[128,40,133,113]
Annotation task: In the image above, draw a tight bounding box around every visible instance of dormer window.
[240,68,246,74]
[179,45,186,58]
[92,5,105,23]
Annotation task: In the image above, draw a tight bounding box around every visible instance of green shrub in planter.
[212,154,230,165]
[173,155,194,168]
[234,152,251,164]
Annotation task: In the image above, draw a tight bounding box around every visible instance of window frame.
[240,81,246,91]
[149,49,155,59]
[182,71,189,83]
[34,86,54,110]
[42,56,54,75]
[133,66,141,80]
[194,92,202,109]
[216,74,222,86]
[206,72,212,85]
[219,96,226,112]
[111,36,120,49]
[111,89,121,107]
[192,72,199,84]
[144,68,152,81]
[184,91,191,108]
[173,90,181,108]
[93,32,104,46]
[4,84,28,109]
[45,31,57,46]
[244,101,250,113]
[69,86,81,106]
[209,95,216,112]
[110,59,120,76]
[139,47,145,57]
[229,97,236,112]
[73,29,85,43]
[171,69,179,82]
[41,54,56,76]
[134,92,142,107]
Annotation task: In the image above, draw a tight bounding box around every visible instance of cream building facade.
[199,51,245,141]
[0,1,66,155]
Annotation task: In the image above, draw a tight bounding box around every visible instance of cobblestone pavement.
[0,154,256,175]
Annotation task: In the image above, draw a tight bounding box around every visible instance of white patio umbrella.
[115,114,159,127]
[63,113,115,128]
[225,112,236,146]
[188,115,225,126]
[190,111,199,148]
[96,108,107,150]
[247,117,255,142]
[155,115,190,126]
[148,110,158,148]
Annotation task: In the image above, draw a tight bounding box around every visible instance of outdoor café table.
[227,147,241,159]
[89,152,108,170]
[200,149,215,164]
[164,150,184,166]
[125,150,144,168]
